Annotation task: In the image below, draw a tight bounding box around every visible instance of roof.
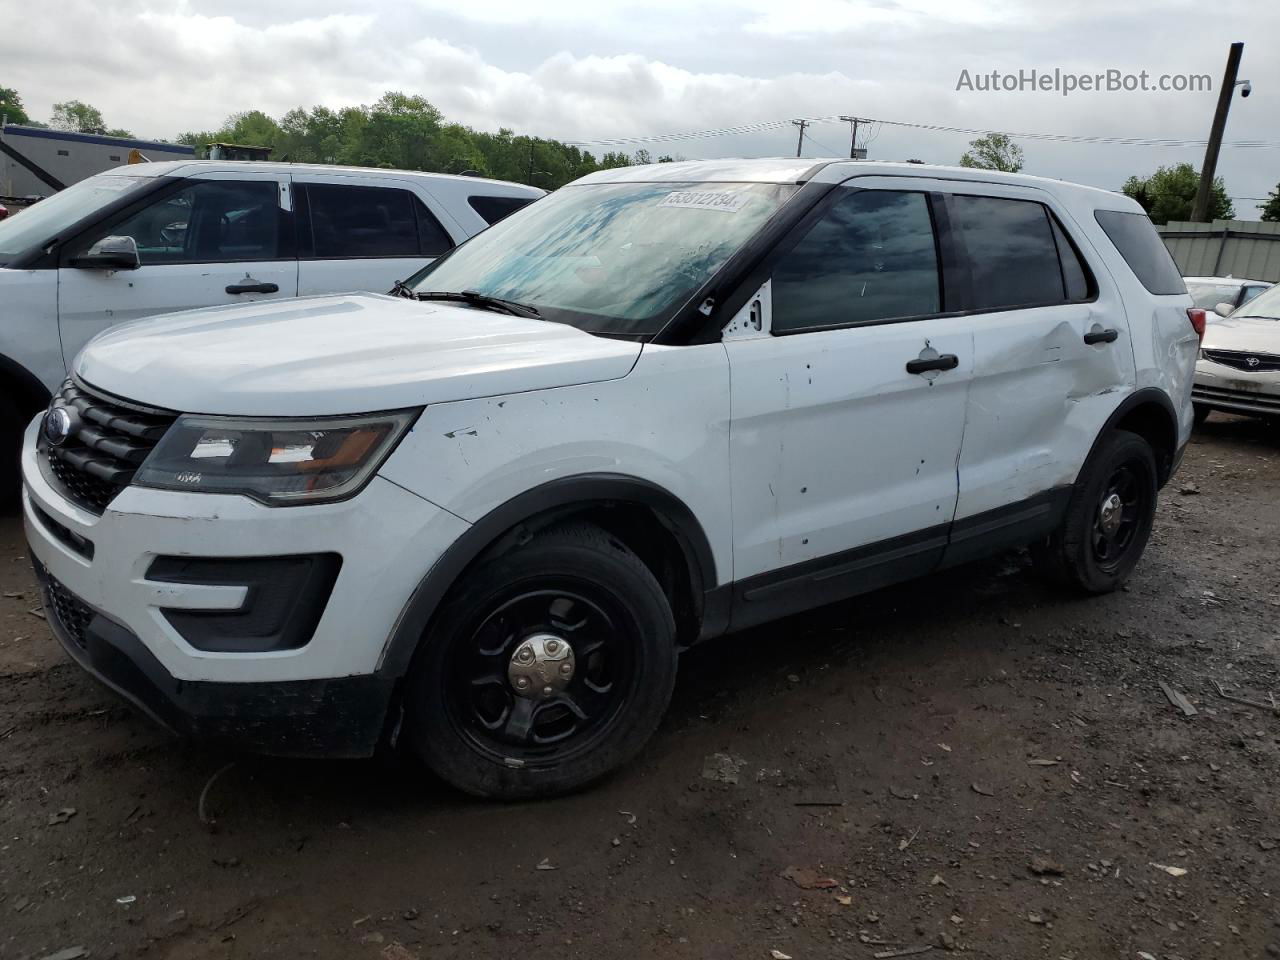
[0,124,194,155]
[94,159,544,194]
[574,157,1135,207]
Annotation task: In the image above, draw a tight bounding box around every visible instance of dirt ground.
[2,414,1279,960]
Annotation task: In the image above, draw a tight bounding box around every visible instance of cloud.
[1,0,1276,213]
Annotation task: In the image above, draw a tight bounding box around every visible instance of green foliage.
[0,86,31,126]
[50,100,131,137]
[177,92,620,188]
[1122,163,1233,224]
[958,132,1024,173]
[1261,182,1280,223]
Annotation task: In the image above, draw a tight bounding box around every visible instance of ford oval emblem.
[43,406,76,446]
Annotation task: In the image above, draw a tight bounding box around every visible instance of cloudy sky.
[3,0,1277,215]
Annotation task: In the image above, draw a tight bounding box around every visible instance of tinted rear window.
[1094,209,1186,295]
[950,195,1068,310]
[469,195,535,225]
[305,183,454,258]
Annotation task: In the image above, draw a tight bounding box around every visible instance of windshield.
[1186,281,1242,310]
[1233,282,1280,320]
[408,181,797,338]
[0,175,150,262]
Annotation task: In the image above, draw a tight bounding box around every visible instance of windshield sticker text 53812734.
[658,191,751,213]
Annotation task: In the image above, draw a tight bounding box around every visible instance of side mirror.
[1213,301,1234,318]
[72,235,140,271]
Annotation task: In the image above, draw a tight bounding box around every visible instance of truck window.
[950,195,1073,310]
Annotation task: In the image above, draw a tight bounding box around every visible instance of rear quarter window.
[1093,209,1186,295]
[468,194,536,225]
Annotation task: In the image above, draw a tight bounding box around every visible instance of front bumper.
[1193,360,1280,417]
[21,417,470,756]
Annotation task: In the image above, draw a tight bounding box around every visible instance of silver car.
[1193,281,1280,423]
[1185,275,1272,315]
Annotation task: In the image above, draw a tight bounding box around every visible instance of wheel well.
[1113,400,1177,486]
[480,501,704,646]
[0,355,52,423]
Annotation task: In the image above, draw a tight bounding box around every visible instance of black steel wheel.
[1034,430,1158,594]
[406,523,677,799]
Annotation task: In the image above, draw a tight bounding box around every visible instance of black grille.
[41,380,177,515]
[45,573,94,650]
[1202,349,1280,373]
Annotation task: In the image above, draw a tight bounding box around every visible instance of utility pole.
[1192,42,1244,223]
[791,119,809,157]
[839,116,861,158]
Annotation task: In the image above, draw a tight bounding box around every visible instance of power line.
[562,113,1280,150]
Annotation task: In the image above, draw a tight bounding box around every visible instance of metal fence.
[1158,219,1280,283]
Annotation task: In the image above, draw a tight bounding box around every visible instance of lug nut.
[560,662,573,675]
[545,639,559,654]
[515,677,529,689]
[542,686,553,697]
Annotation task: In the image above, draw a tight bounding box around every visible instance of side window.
[412,196,455,256]
[1049,216,1091,301]
[771,189,941,334]
[1241,285,1267,306]
[1093,209,1186,295]
[468,194,535,225]
[306,183,422,259]
[101,180,281,265]
[950,195,1069,310]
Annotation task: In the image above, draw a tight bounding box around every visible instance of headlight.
[133,410,419,505]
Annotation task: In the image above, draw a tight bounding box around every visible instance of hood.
[1203,314,1280,355]
[76,293,642,416]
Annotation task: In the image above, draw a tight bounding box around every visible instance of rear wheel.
[405,523,677,799]
[1034,430,1158,594]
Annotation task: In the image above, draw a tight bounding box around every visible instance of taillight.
[1187,307,1206,342]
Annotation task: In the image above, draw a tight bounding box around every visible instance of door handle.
[225,281,279,295]
[906,353,959,375]
[1083,326,1119,345]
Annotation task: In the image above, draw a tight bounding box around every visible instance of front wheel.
[0,393,23,510]
[1033,430,1158,594]
[405,523,677,799]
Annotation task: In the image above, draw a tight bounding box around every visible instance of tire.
[1033,430,1158,594]
[404,522,678,799]
[1192,403,1211,427]
[0,393,23,511]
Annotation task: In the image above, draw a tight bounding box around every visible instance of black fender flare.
[376,473,721,678]
[1079,386,1180,487]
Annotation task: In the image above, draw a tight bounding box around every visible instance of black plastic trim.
[33,561,391,758]
[939,487,1071,569]
[376,474,720,676]
[1083,387,1180,487]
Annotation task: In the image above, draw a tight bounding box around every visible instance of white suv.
[0,160,543,501]
[21,159,1200,799]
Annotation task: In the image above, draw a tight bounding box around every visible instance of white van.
[23,159,1199,799]
[0,161,543,499]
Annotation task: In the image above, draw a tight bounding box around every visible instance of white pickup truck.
[0,160,543,500]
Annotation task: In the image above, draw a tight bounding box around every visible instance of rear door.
[57,170,296,368]
[294,177,460,296]
[724,181,973,623]
[942,187,1134,560]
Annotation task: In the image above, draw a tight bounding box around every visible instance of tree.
[958,133,1024,173]
[0,86,31,126]
[51,100,107,134]
[1261,182,1280,222]
[1122,163,1233,224]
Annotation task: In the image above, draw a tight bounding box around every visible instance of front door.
[57,171,297,370]
[723,185,973,626]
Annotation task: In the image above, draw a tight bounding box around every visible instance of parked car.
[22,159,1200,798]
[1184,275,1272,315]
[0,161,543,501]
[0,202,8,221]
[1192,280,1280,424]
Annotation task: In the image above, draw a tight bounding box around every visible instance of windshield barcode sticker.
[659,191,750,213]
